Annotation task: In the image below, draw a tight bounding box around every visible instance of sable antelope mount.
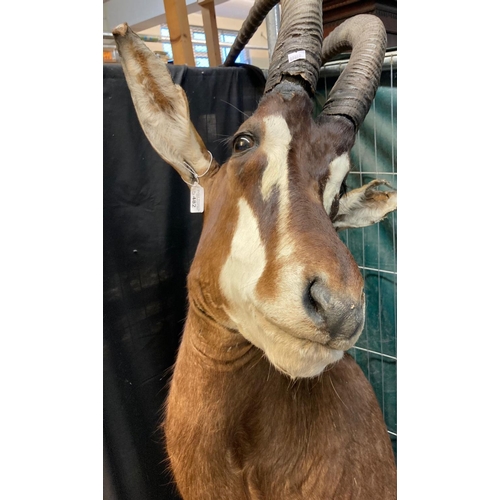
[112,0,397,498]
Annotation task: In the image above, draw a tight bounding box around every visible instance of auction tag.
[190,182,205,213]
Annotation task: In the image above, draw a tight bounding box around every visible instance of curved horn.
[320,15,387,130]
[264,0,323,96]
[223,0,280,67]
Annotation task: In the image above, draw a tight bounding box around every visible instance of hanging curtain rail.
[103,33,396,67]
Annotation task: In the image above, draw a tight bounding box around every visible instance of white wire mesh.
[321,51,397,454]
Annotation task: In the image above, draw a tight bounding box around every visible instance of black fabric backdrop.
[103,63,266,500]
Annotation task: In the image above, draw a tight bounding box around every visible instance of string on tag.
[182,151,213,214]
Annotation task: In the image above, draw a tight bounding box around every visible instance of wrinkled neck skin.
[183,298,259,370]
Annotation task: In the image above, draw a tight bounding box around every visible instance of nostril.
[306,280,319,313]
[303,279,365,340]
[304,279,332,324]
[307,279,319,313]
[309,280,333,312]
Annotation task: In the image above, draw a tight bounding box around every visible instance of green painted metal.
[318,55,398,458]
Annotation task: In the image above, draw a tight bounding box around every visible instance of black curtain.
[103,63,265,500]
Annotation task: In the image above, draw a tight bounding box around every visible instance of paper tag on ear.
[190,182,204,213]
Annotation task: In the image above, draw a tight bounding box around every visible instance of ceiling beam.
[164,0,196,65]
[198,0,222,66]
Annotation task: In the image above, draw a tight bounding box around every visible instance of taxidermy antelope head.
[112,2,397,498]
[112,1,396,380]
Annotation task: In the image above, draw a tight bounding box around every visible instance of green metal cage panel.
[317,51,398,458]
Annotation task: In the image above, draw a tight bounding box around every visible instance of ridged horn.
[223,0,280,67]
[320,15,387,130]
[264,0,323,96]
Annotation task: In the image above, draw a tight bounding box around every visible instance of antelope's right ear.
[333,180,397,230]
[112,23,214,185]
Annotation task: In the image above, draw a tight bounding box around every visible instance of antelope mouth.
[237,311,355,379]
[267,337,345,379]
[221,288,364,378]
[325,321,364,350]
[267,310,363,352]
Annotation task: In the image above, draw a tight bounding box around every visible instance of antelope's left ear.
[112,23,214,186]
[332,180,397,230]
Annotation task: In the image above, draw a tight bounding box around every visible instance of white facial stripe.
[260,115,295,259]
[260,115,292,202]
[219,197,271,354]
[322,153,351,213]
[220,197,267,314]
[221,115,294,315]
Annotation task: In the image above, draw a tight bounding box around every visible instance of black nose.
[304,279,365,340]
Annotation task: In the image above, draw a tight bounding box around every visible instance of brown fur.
[133,45,175,114]
[166,313,396,499]
[164,90,396,499]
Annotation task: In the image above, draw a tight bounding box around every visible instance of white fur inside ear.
[130,79,210,183]
[116,32,210,184]
[334,180,397,230]
[322,153,351,213]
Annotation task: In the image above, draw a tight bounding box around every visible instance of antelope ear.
[332,180,397,230]
[112,23,213,185]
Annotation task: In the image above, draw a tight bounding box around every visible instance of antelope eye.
[233,135,254,153]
